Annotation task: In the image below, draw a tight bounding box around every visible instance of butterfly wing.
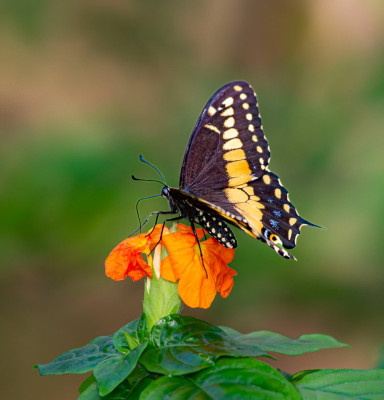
[179,81,317,258]
[180,81,270,193]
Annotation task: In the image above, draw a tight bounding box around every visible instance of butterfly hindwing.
[183,170,312,258]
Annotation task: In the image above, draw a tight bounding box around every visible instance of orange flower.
[105,225,168,282]
[105,223,237,309]
[161,224,236,309]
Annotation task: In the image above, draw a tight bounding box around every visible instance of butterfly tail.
[264,237,296,260]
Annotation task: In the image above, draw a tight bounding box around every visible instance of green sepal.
[221,326,349,356]
[141,357,301,400]
[93,342,148,396]
[291,368,384,399]
[140,314,267,376]
[143,246,182,331]
[35,335,118,375]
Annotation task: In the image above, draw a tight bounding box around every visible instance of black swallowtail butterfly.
[143,81,318,259]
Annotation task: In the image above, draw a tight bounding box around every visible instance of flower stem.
[143,244,183,330]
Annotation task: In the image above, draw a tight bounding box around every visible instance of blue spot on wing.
[273,210,282,217]
[269,219,279,230]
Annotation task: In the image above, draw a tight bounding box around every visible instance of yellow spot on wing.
[275,188,282,199]
[221,107,234,117]
[222,97,234,107]
[226,160,251,178]
[204,124,220,134]
[248,199,265,209]
[223,128,239,140]
[228,175,252,187]
[235,203,263,233]
[223,138,242,150]
[225,188,249,203]
[246,113,252,121]
[259,157,264,165]
[224,117,235,128]
[243,186,254,196]
[262,174,271,184]
[208,106,216,116]
[288,229,292,240]
[257,146,263,153]
[250,195,260,201]
[223,149,246,161]
[242,103,249,110]
[289,217,297,226]
[249,124,255,132]
[240,93,247,100]
[284,204,290,213]
[234,85,242,92]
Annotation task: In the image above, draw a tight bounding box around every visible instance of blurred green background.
[1,1,383,398]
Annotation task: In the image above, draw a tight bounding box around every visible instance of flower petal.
[146,224,170,252]
[160,228,237,308]
[176,223,206,240]
[160,232,197,280]
[177,254,217,309]
[105,236,152,282]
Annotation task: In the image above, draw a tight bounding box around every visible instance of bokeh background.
[1,1,383,398]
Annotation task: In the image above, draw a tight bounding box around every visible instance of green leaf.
[93,342,148,396]
[221,326,349,356]
[126,376,157,400]
[141,357,301,400]
[113,315,149,354]
[79,374,97,394]
[113,319,140,354]
[376,346,384,368]
[78,382,101,400]
[78,380,132,400]
[35,336,119,375]
[78,367,157,400]
[292,368,384,399]
[140,315,267,376]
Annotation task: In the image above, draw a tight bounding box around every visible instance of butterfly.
[149,81,318,259]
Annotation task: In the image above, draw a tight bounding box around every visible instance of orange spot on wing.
[223,149,246,161]
[226,160,251,178]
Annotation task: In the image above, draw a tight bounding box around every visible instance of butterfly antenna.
[132,175,164,185]
[134,194,162,233]
[139,154,166,185]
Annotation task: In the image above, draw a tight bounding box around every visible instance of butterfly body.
[161,187,238,248]
[158,81,318,259]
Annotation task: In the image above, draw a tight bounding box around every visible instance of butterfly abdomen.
[195,208,237,248]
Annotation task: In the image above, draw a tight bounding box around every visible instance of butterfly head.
[161,186,170,198]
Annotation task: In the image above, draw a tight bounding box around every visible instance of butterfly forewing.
[180,81,270,194]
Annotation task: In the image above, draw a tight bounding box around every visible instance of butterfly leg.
[130,210,178,237]
[148,214,184,255]
[145,210,180,237]
[190,219,208,278]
